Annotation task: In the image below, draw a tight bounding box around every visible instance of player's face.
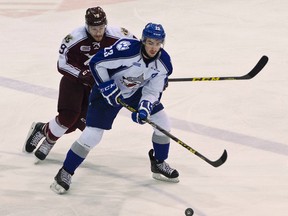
[88,24,106,42]
[143,38,163,58]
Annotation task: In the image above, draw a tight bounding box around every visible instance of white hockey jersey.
[89,38,173,104]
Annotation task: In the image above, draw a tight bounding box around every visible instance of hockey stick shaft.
[118,99,227,167]
[168,55,268,82]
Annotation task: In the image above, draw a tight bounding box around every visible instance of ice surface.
[0,0,287,215]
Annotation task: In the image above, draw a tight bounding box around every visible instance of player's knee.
[78,126,104,150]
[150,110,171,135]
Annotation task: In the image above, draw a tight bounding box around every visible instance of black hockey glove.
[78,69,95,87]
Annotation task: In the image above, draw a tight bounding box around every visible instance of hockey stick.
[168,55,268,82]
[118,99,227,167]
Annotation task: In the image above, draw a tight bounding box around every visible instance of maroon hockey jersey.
[57,26,134,82]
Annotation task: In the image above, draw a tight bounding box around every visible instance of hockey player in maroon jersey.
[23,6,134,161]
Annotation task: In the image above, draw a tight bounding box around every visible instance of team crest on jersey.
[121,74,144,88]
[92,42,101,49]
[80,46,91,52]
[116,41,131,51]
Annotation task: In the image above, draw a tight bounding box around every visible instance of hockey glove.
[132,100,153,124]
[99,80,123,107]
[78,69,95,88]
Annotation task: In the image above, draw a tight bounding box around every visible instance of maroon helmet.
[85,7,107,26]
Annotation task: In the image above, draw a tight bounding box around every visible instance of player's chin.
[93,36,104,42]
[147,52,157,58]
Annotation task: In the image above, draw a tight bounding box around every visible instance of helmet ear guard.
[85,7,107,26]
[141,23,166,43]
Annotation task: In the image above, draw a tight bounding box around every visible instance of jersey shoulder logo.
[116,40,131,51]
[64,34,73,43]
[121,27,129,36]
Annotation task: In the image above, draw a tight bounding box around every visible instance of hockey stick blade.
[237,55,268,79]
[195,149,227,167]
[176,137,227,167]
[118,98,227,167]
[168,55,269,82]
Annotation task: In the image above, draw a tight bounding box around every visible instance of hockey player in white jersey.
[50,23,179,194]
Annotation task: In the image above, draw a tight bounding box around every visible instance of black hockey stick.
[168,55,268,82]
[118,99,227,167]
